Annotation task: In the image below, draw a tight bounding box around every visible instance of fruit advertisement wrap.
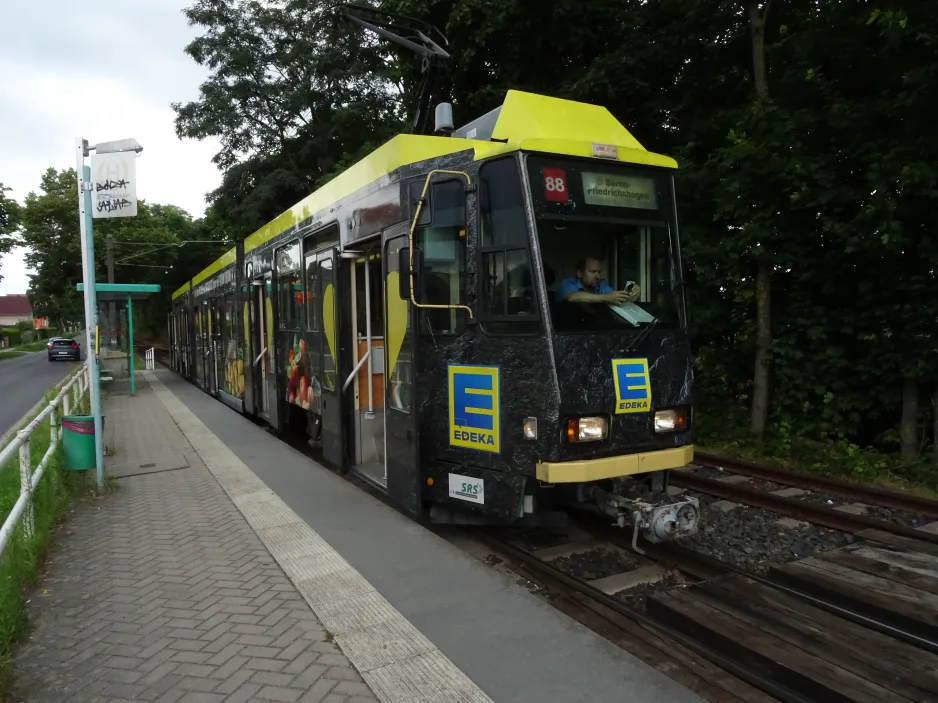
[285,333,320,411]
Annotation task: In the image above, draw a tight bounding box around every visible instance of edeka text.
[448,364,500,454]
[452,429,496,446]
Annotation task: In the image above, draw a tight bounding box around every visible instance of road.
[0,339,84,443]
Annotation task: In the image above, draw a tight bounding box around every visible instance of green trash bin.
[61,415,103,471]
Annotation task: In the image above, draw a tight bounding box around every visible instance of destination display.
[581,172,658,210]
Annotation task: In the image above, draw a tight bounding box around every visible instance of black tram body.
[167,91,700,539]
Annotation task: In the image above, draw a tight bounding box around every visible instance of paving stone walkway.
[12,378,378,703]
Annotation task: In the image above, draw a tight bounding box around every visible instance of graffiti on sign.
[90,151,138,219]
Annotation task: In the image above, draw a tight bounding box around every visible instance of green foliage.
[699,417,938,495]
[173,0,404,236]
[17,168,231,340]
[1,329,20,348]
[0,182,22,285]
[163,0,938,463]
[0,377,90,696]
[0,352,25,362]
[14,341,49,353]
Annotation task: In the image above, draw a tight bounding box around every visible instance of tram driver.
[556,257,641,305]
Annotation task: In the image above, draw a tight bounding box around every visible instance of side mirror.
[398,246,423,302]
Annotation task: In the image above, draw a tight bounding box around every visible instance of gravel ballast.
[675,493,852,575]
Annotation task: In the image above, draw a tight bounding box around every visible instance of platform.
[12,369,703,703]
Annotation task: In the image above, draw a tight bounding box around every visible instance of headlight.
[566,416,608,442]
[654,408,688,433]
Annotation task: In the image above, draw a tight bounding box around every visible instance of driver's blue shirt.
[556,276,614,299]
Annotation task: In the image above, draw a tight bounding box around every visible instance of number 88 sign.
[542,167,568,203]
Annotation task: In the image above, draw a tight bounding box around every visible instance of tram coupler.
[584,486,700,554]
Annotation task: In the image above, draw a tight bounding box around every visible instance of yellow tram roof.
[173,90,676,301]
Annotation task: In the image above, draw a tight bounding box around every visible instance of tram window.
[416,179,467,336]
[539,221,681,331]
[480,158,527,247]
[275,241,301,330]
[479,158,539,331]
[355,253,383,338]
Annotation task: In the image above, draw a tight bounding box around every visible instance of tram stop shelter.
[76,283,160,396]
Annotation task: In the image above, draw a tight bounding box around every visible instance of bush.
[1,328,20,348]
[696,407,938,495]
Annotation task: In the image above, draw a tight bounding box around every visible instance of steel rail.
[694,451,938,519]
[477,530,808,703]
[670,471,938,546]
[600,531,938,657]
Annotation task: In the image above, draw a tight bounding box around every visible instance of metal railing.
[145,347,155,370]
[0,362,91,560]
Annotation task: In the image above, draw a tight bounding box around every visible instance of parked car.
[47,337,80,362]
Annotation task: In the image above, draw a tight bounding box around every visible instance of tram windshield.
[525,155,684,333]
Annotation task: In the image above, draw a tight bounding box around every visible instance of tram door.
[383,234,420,518]
[252,274,277,427]
[317,248,343,466]
[210,299,222,394]
[348,244,385,486]
[242,286,256,414]
[196,303,207,389]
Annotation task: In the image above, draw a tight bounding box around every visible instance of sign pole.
[127,294,135,396]
[75,139,106,489]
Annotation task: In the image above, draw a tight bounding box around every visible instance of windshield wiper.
[624,316,659,353]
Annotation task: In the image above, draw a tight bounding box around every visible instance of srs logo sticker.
[448,364,500,453]
[448,473,484,504]
[612,358,651,414]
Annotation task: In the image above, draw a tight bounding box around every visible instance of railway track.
[694,452,938,520]
[670,463,938,546]
[475,530,785,703]
[476,517,938,703]
[692,452,938,519]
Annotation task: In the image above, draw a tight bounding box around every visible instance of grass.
[696,406,938,500]
[13,342,51,353]
[0,371,94,699]
[0,352,25,362]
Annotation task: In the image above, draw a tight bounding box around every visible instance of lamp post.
[75,136,142,490]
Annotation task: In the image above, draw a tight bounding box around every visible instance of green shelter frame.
[77,283,160,396]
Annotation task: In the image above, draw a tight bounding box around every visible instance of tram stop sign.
[90,150,137,218]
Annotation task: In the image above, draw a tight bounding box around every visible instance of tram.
[168,89,700,545]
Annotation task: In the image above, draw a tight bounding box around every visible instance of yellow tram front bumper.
[535,445,694,484]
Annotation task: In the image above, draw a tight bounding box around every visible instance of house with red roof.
[0,294,33,326]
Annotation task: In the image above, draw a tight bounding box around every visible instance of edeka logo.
[612,358,652,414]
[448,364,500,453]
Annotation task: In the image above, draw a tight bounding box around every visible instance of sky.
[0,1,222,295]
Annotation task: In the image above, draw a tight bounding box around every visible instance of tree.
[163,0,938,464]
[743,1,773,441]
[20,169,83,327]
[174,0,402,235]
[0,182,22,283]
[19,167,227,335]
